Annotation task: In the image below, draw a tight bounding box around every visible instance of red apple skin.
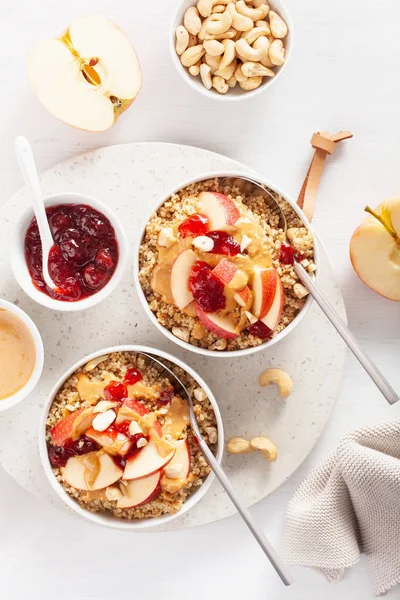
[170,249,197,310]
[261,277,284,331]
[123,440,175,480]
[234,286,251,308]
[123,398,149,417]
[252,267,278,319]
[212,258,238,285]
[195,303,239,339]
[51,408,94,446]
[198,192,240,231]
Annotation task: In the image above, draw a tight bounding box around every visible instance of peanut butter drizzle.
[76,372,115,405]
[162,396,190,440]
[127,381,160,400]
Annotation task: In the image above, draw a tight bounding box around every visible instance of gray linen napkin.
[284,419,400,596]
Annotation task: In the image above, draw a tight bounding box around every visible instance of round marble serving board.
[0,142,346,532]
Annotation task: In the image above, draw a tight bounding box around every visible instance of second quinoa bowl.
[39,345,223,530]
[135,172,318,357]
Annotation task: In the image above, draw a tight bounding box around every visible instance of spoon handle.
[15,136,54,251]
[295,262,399,405]
[197,438,293,586]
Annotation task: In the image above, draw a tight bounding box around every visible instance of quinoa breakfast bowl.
[39,345,224,530]
[135,171,318,357]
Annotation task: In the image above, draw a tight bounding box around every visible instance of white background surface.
[1,0,400,598]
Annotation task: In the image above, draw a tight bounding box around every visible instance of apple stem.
[364,206,399,240]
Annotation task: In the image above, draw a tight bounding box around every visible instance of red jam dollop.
[24,204,118,301]
[124,368,142,386]
[248,320,273,339]
[48,436,99,467]
[205,231,240,256]
[189,260,226,312]
[178,213,209,238]
[279,243,295,265]
[104,381,128,401]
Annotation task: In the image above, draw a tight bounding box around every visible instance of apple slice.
[51,408,94,446]
[350,198,400,301]
[86,427,131,456]
[234,285,252,308]
[117,472,161,509]
[164,440,190,480]
[61,452,123,491]
[28,15,141,132]
[261,276,284,331]
[198,192,240,231]
[170,248,198,309]
[123,439,175,480]
[195,303,238,339]
[251,267,278,319]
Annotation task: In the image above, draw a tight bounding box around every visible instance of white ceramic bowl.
[170,0,293,101]
[39,344,224,530]
[0,299,44,412]
[134,170,319,358]
[11,192,128,312]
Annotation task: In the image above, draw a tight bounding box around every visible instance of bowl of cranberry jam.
[25,204,118,301]
[12,193,128,311]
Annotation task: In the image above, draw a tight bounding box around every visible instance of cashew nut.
[236,0,269,21]
[197,0,229,18]
[255,20,269,27]
[205,52,221,73]
[180,44,206,67]
[253,35,270,54]
[218,38,236,70]
[205,11,233,35]
[212,4,226,13]
[172,326,190,343]
[226,2,253,32]
[189,61,201,76]
[204,39,225,56]
[250,437,278,461]
[215,58,237,80]
[226,437,253,454]
[253,0,269,9]
[293,283,309,299]
[200,63,213,89]
[205,426,218,444]
[213,75,229,94]
[260,53,274,68]
[241,61,275,78]
[268,10,288,39]
[208,337,228,350]
[242,26,270,45]
[236,38,268,61]
[184,7,202,35]
[239,76,263,91]
[235,63,247,82]
[269,39,285,66]
[175,25,190,56]
[259,368,292,398]
[227,74,237,87]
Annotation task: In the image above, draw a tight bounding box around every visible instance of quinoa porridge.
[46,351,218,520]
[139,178,315,351]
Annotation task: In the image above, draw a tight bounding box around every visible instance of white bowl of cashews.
[171,0,293,99]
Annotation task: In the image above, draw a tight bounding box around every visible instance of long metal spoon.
[15,136,58,291]
[140,351,293,587]
[221,176,399,406]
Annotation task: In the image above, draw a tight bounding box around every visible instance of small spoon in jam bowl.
[15,136,60,293]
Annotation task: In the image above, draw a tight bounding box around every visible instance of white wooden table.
[1,0,400,598]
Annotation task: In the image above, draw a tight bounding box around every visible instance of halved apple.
[117,472,161,509]
[261,276,284,330]
[198,192,240,231]
[123,439,175,480]
[252,267,278,319]
[350,197,400,301]
[171,248,198,310]
[28,15,142,131]
[195,303,239,339]
[61,452,123,491]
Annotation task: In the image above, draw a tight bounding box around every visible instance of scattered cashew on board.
[259,368,293,399]
[226,435,278,462]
